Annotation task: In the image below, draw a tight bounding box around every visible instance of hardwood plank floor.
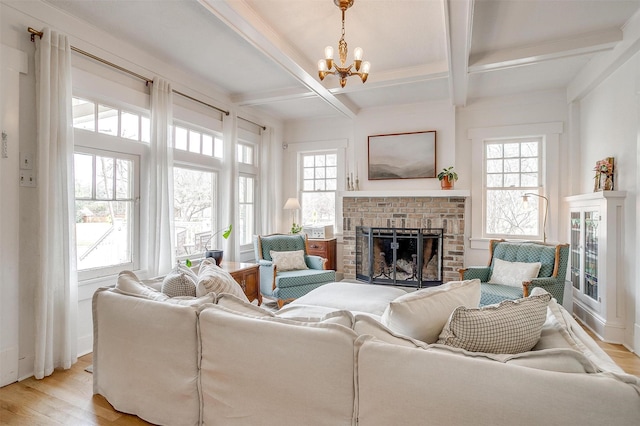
[2,329,639,426]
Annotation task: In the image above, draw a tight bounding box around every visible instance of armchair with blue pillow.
[459,239,569,306]
[253,233,336,308]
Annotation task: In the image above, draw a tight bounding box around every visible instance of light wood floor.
[2,330,639,426]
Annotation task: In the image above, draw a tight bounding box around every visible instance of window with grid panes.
[74,149,138,278]
[300,152,337,227]
[72,96,145,280]
[484,137,543,238]
[238,175,255,246]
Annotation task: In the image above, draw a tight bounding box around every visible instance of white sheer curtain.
[259,127,277,234]
[147,77,174,276]
[34,28,78,379]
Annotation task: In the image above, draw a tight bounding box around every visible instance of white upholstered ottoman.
[285,281,407,317]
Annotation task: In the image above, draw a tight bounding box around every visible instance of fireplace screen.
[356,227,443,288]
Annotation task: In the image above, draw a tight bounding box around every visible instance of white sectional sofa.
[92,274,640,426]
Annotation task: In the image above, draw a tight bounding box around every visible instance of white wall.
[577,52,639,352]
[1,0,283,382]
[0,44,28,387]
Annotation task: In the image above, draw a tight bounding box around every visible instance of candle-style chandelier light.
[318,0,370,88]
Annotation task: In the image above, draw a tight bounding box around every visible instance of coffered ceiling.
[42,0,640,121]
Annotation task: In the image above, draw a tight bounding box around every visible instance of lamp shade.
[283,197,301,210]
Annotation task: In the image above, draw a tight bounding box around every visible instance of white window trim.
[468,122,563,250]
[284,139,347,234]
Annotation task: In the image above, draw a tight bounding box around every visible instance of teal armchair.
[459,239,569,306]
[253,233,336,308]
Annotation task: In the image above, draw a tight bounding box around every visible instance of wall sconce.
[522,192,549,243]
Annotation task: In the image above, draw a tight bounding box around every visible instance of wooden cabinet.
[307,238,337,270]
[220,262,262,305]
[566,191,625,343]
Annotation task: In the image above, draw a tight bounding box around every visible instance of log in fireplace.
[355,227,444,288]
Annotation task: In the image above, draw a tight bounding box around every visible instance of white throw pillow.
[437,291,552,354]
[381,279,481,343]
[487,258,542,288]
[114,270,169,301]
[270,250,308,271]
[196,261,249,301]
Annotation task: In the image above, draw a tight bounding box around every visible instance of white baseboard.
[78,334,93,357]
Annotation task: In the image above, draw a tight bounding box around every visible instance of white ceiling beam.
[197,0,359,118]
[469,29,622,74]
[445,0,474,107]
[568,11,640,102]
[232,87,315,107]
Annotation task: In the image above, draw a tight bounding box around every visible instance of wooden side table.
[307,238,337,270]
[219,261,262,305]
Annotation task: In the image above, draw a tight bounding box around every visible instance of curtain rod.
[28,27,230,116]
[238,116,266,131]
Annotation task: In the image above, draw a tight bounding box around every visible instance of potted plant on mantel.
[437,166,458,190]
[204,224,233,266]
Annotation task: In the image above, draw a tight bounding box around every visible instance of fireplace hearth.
[356,227,443,288]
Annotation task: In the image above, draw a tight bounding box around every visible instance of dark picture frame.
[368,130,437,180]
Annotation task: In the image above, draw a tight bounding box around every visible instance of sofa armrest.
[459,267,491,282]
[305,254,326,270]
[257,260,277,294]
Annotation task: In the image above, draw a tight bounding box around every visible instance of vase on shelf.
[599,173,613,191]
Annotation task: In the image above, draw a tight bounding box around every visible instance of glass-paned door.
[570,212,581,291]
[584,211,599,301]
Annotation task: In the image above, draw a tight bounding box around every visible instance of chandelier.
[318,0,370,88]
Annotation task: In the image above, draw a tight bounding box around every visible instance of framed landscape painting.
[368,131,436,180]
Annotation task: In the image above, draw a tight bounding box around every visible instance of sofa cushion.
[353,315,427,348]
[487,258,542,287]
[199,305,358,425]
[161,264,197,297]
[92,288,201,426]
[275,269,336,288]
[196,259,248,301]
[437,291,552,354]
[166,294,215,307]
[217,293,275,317]
[290,282,407,316]
[114,270,170,301]
[381,279,481,343]
[270,249,308,271]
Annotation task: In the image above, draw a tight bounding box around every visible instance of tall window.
[484,137,542,238]
[72,96,144,280]
[74,149,138,278]
[172,120,223,258]
[300,152,337,226]
[238,175,255,246]
[173,167,216,257]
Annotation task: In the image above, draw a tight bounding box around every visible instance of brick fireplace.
[342,192,468,283]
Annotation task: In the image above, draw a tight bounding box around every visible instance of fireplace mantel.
[339,190,470,198]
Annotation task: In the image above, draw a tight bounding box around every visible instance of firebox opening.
[356,227,444,288]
